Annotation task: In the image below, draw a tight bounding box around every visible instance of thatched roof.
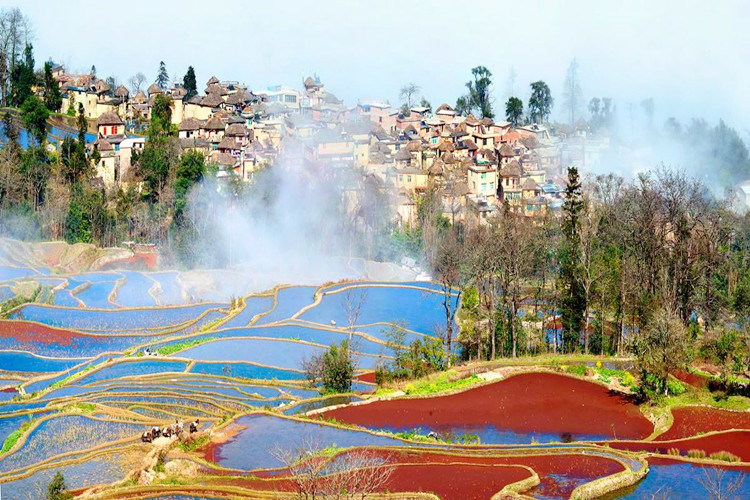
[96,111,124,126]
[498,143,516,157]
[428,159,445,176]
[214,152,237,167]
[147,83,162,94]
[437,140,454,153]
[94,79,110,93]
[442,152,458,164]
[217,137,239,150]
[93,137,113,151]
[395,147,412,161]
[200,94,224,108]
[436,103,454,113]
[500,159,522,177]
[206,76,219,85]
[226,123,248,137]
[204,117,225,131]
[464,114,480,126]
[522,178,539,190]
[113,85,129,98]
[132,90,147,103]
[178,117,201,131]
[407,140,424,152]
[459,139,478,151]
[205,83,228,96]
[225,90,248,106]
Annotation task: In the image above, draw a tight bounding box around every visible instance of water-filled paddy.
[77,360,188,385]
[0,351,84,373]
[115,272,158,307]
[189,361,305,380]
[205,413,407,470]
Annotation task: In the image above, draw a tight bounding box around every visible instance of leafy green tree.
[156,60,169,91]
[19,146,51,209]
[505,97,523,126]
[455,95,470,116]
[42,61,62,112]
[465,65,494,119]
[558,167,585,352]
[10,43,35,107]
[630,309,689,396]
[149,93,173,138]
[528,80,553,123]
[21,94,49,146]
[183,66,197,100]
[65,183,91,243]
[321,340,353,393]
[47,471,73,500]
[174,149,205,219]
[138,139,172,202]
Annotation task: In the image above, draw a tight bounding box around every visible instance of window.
[527,204,533,211]
[490,182,494,191]
[481,183,486,191]
[285,94,297,103]
[407,175,412,182]
[481,172,486,179]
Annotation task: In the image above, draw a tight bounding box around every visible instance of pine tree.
[47,471,73,500]
[558,166,586,352]
[43,62,62,112]
[183,66,197,100]
[156,61,169,91]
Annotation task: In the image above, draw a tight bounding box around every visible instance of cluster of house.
[49,64,602,225]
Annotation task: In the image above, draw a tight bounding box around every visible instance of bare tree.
[270,436,394,499]
[579,197,601,354]
[432,231,465,366]
[399,82,420,114]
[128,72,147,93]
[562,57,583,125]
[341,288,368,367]
[697,466,745,500]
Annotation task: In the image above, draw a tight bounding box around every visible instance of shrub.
[666,447,681,456]
[667,379,686,395]
[687,449,706,459]
[566,364,587,376]
[154,450,166,473]
[709,451,740,462]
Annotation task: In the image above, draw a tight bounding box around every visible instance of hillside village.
[47,65,609,228]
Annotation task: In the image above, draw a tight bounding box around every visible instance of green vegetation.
[177,434,210,452]
[155,336,216,356]
[1,418,35,455]
[687,449,706,459]
[1,283,43,316]
[302,340,354,394]
[50,365,95,389]
[399,372,481,396]
[393,427,480,445]
[708,451,740,463]
[154,450,166,473]
[46,471,73,500]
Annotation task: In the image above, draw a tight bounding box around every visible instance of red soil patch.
[355,371,376,384]
[611,430,750,462]
[337,449,625,499]
[0,320,78,346]
[384,463,531,500]
[672,369,709,388]
[321,372,653,440]
[659,406,750,440]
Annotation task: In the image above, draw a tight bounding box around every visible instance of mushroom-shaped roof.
[178,117,201,131]
[215,152,237,167]
[442,152,458,164]
[217,137,239,150]
[437,140,455,153]
[225,90,248,106]
[93,137,113,152]
[407,139,424,152]
[204,116,225,131]
[522,178,539,190]
[241,105,254,115]
[428,159,445,176]
[133,90,147,103]
[395,147,412,161]
[498,143,516,157]
[436,103,454,113]
[205,83,229,96]
[171,87,187,98]
[187,94,202,105]
[147,83,162,94]
[226,123,248,137]
[94,79,110,93]
[113,85,129,98]
[200,93,224,108]
[451,181,470,196]
[206,76,219,86]
[460,139,478,151]
[96,111,124,126]
[500,159,522,177]
[464,114,480,126]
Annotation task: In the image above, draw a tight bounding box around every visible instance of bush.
[666,447,681,456]
[566,364,587,376]
[687,449,706,459]
[667,379,686,395]
[709,451,740,462]
[154,450,166,473]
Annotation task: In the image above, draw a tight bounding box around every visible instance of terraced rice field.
[0,265,749,498]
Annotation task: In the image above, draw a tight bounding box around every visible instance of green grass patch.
[0,418,36,455]
[50,365,96,390]
[156,336,216,356]
[401,372,481,396]
[176,434,211,452]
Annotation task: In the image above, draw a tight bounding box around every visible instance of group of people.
[142,348,161,357]
[141,419,200,443]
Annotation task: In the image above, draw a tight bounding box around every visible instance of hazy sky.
[5,0,749,133]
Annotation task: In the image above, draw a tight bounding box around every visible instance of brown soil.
[659,406,750,440]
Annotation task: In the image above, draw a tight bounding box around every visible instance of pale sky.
[5,0,750,134]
